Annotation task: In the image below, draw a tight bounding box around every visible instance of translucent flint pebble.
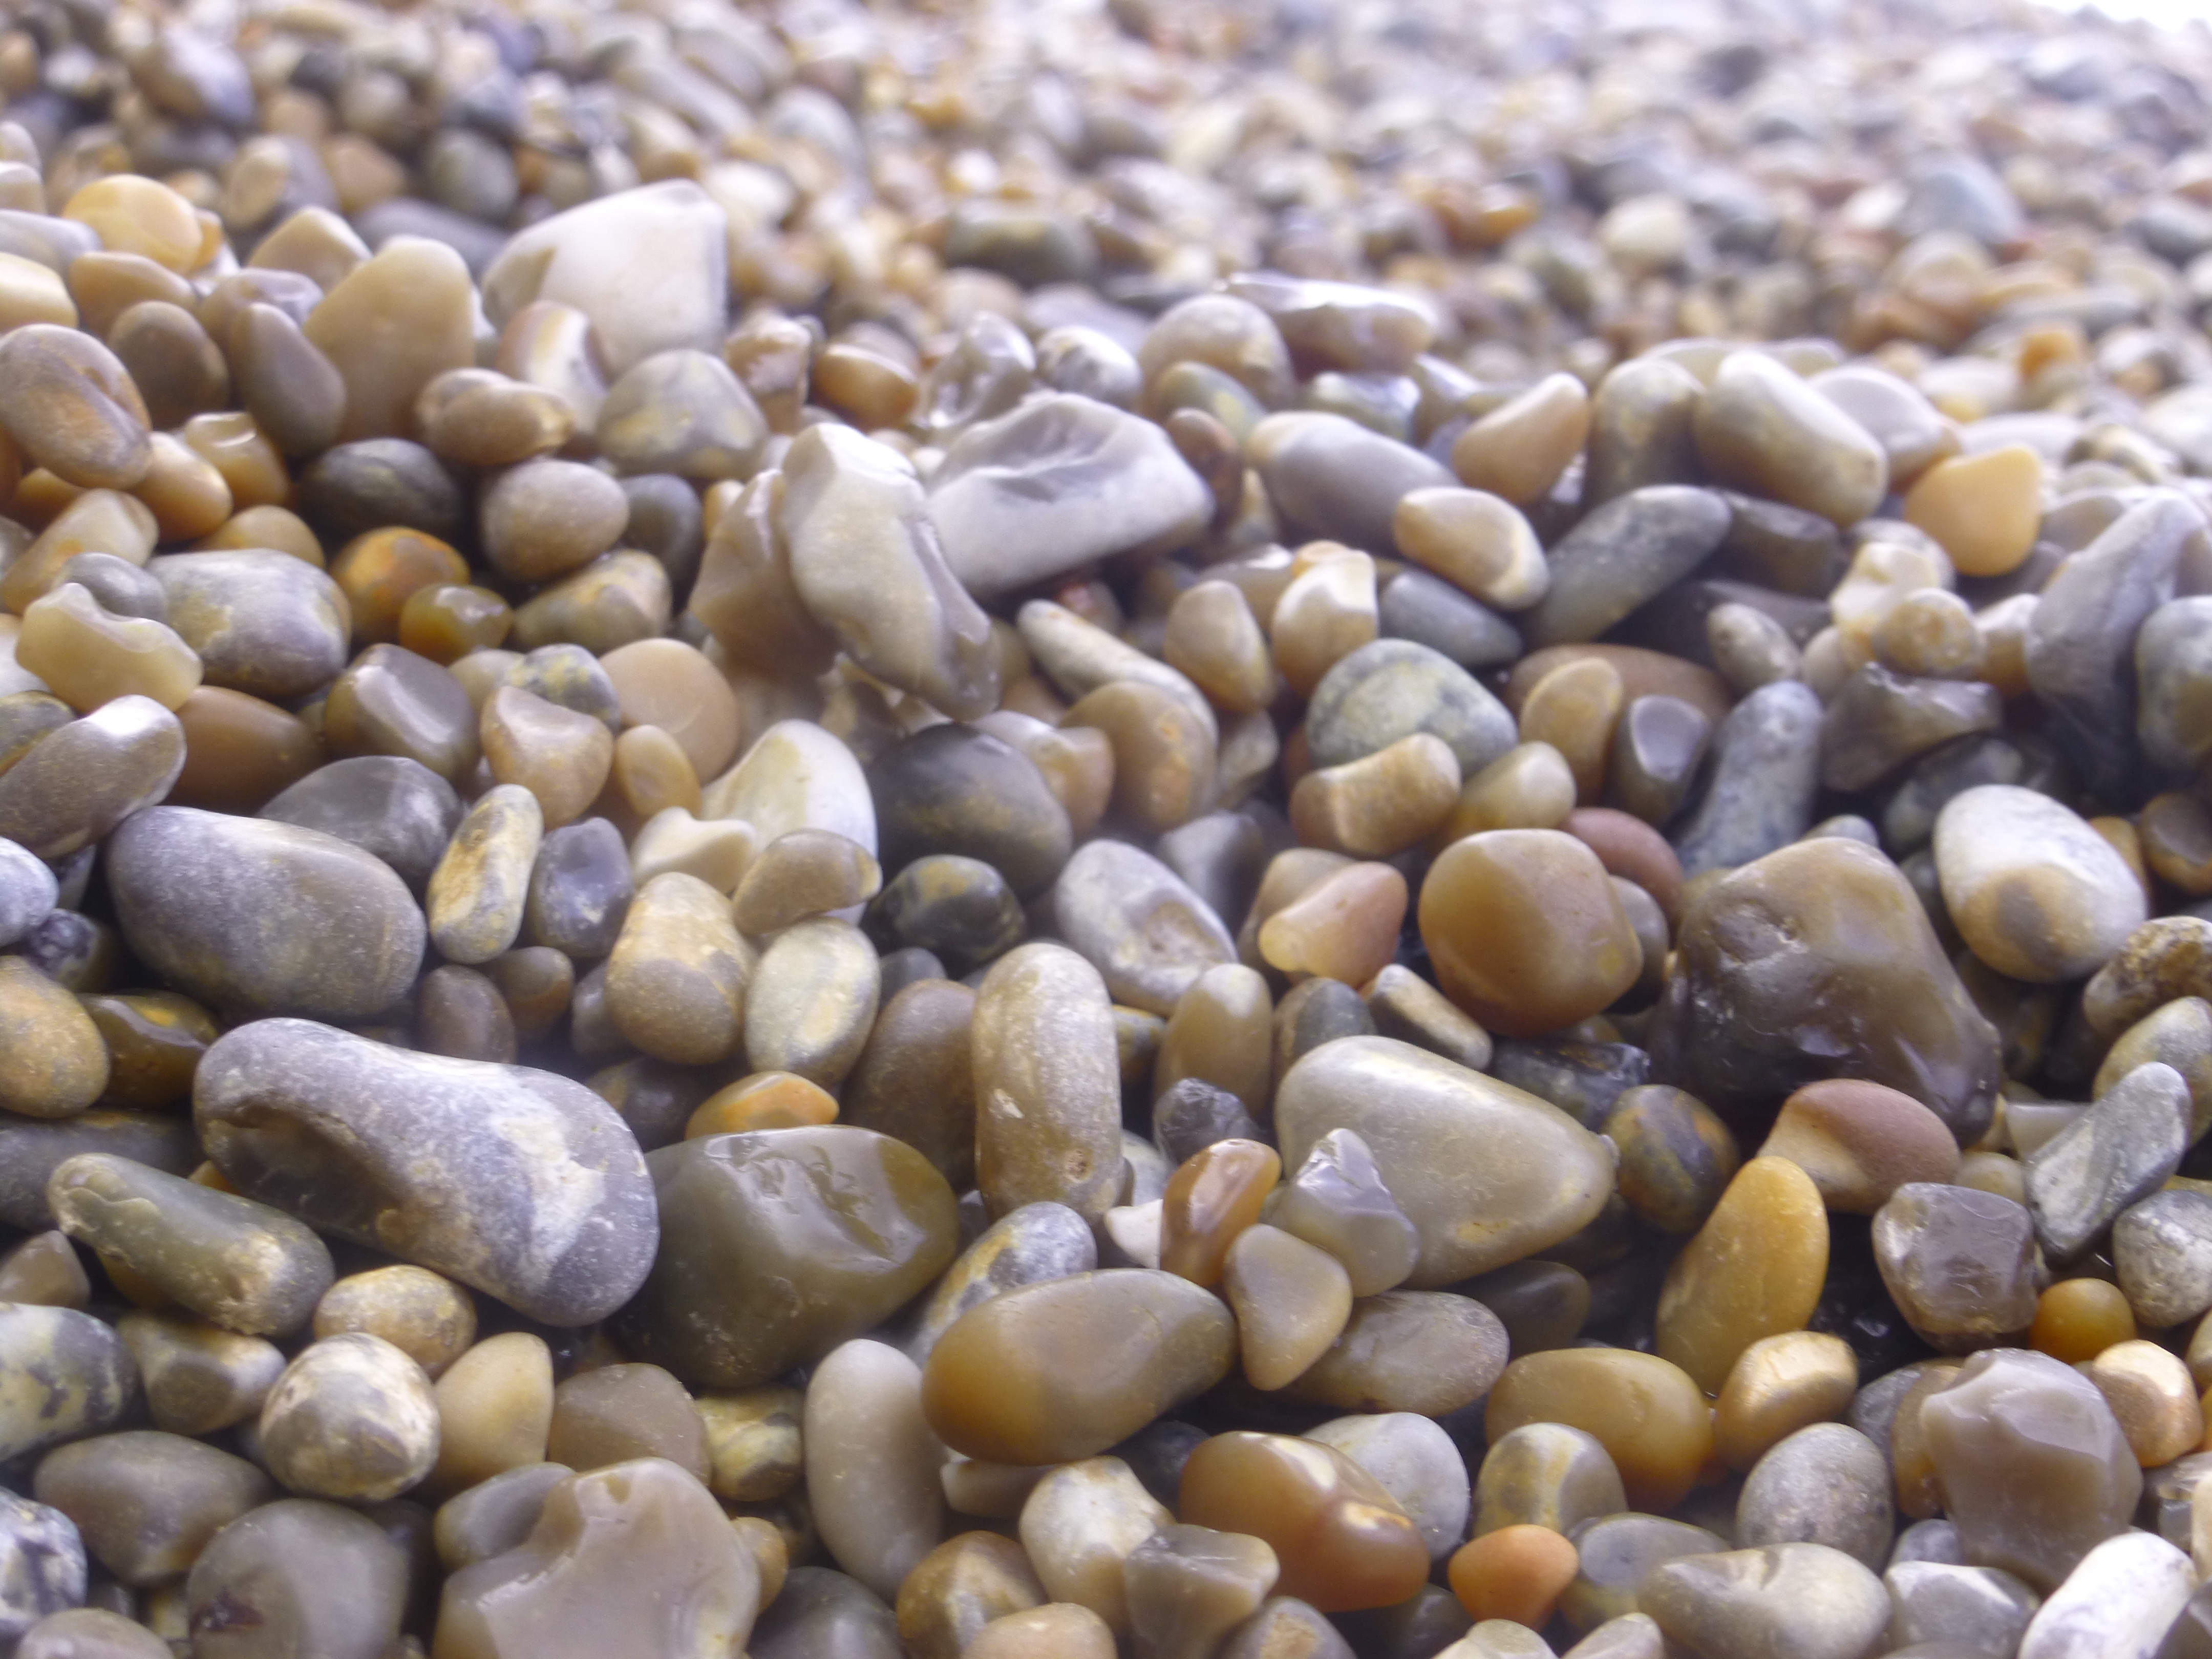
[617,1126,958,1390]
[1052,839,1235,1016]
[806,1339,946,1604]
[193,1017,657,1326]
[108,806,423,1022]
[929,393,1210,597]
[1648,836,2002,1145]
[2015,1530,2192,1659]
[701,718,878,867]
[1275,1036,1614,1286]
[185,1497,408,1659]
[1638,1542,1889,1659]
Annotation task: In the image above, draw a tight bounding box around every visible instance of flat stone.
[2025,1061,2190,1260]
[1520,486,1732,648]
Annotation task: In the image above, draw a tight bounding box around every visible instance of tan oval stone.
[1655,1157,1829,1396]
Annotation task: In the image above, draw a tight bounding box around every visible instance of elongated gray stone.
[1521,485,1732,648]
[2025,1062,2191,1261]
[1671,680,1824,877]
[194,1018,656,1325]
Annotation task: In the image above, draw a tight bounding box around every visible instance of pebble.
[921,1270,1233,1466]
[1873,1182,2040,1352]
[1758,1079,1961,1215]
[34,1430,270,1586]
[620,1125,955,1390]
[0,1494,85,1649]
[0,695,184,861]
[185,1497,409,1659]
[0,959,106,1118]
[2115,1188,2212,1328]
[1283,1289,1508,1417]
[1650,836,2002,1144]
[1667,679,1823,875]
[2026,1061,2192,1261]
[1735,1423,1891,1568]
[1921,1347,2142,1591]
[1419,830,1641,1038]
[194,1018,656,1326]
[2016,1532,2193,1659]
[1053,839,1235,1015]
[1655,1156,1828,1395]
[1603,1084,1740,1236]
[1714,1331,1859,1473]
[1307,638,1517,775]
[1885,1561,2039,1656]
[1560,1515,1724,1634]
[1277,1036,1614,1285]
[1522,487,1732,648]
[805,1340,946,1603]
[1123,1524,1280,1659]
[1639,1542,1890,1659]
[1936,785,2147,983]
[436,1459,759,1659]
[1487,1349,1712,1513]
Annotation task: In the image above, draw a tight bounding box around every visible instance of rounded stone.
[258,1332,439,1501]
[1419,830,1641,1039]
[108,806,422,1022]
[1935,786,2148,984]
[1486,1349,1713,1512]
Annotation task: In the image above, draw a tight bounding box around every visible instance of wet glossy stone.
[425,1332,554,1498]
[1180,1433,1428,1614]
[1271,1127,1421,1298]
[302,237,475,442]
[894,1532,1044,1659]
[2026,1062,2190,1260]
[314,1266,474,1378]
[184,1497,407,1659]
[1873,1183,2039,1352]
[620,1126,956,1390]
[0,1303,136,1462]
[1419,830,1641,1038]
[1284,1289,1507,1416]
[2083,1339,2202,1467]
[1884,1561,2038,1656]
[921,1269,1233,1466]
[1819,666,2001,794]
[1224,1223,1351,1390]
[324,645,479,783]
[195,1018,655,1326]
[1937,788,2150,986]
[1921,1347,2142,1591]
[435,1458,758,1659]
[110,807,421,1020]
[1649,837,2002,1144]
[1603,1084,1738,1236]
[0,696,184,863]
[1015,1455,1169,1635]
[1278,1037,1611,1284]
[1521,486,1732,649]
[972,942,1122,1224]
[1640,1542,1889,1659]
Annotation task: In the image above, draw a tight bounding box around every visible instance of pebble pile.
[8,0,2212,1654]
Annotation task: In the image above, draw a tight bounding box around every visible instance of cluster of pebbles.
[14,0,2212,1654]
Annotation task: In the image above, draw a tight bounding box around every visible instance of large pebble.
[1920,1347,2141,1591]
[1420,830,1641,1038]
[618,1126,956,1389]
[1735,1423,1891,1568]
[806,1339,946,1603]
[194,1017,656,1326]
[972,943,1123,1224]
[0,696,184,861]
[920,1269,1234,1466]
[185,1497,407,1659]
[930,394,1209,597]
[1934,785,2146,984]
[1487,1348,1711,1512]
[1655,1156,1828,1395]
[109,806,422,1021]
[303,236,475,441]
[1277,1037,1612,1284]
[149,552,347,701]
[2025,1061,2191,1261]
[2016,1530,2193,1659]
[0,1493,85,1649]
[0,1304,136,1462]
[1521,486,1732,648]
[1873,1182,2039,1351]
[1693,352,1888,526]
[1639,1542,1889,1659]
[1649,836,2002,1143]
[1053,839,1235,1015]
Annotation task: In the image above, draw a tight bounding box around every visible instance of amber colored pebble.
[1160,1138,1282,1288]
[1451,373,1591,506]
[1890,1361,1962,1520]
[65,175,205,273]
[480,685,614,830]
[2031,1277,2138,1364]
[67,249,195,337]
[331,528,468,647]
[1178,1431,1429,1613]
[1518,658,1625,804]
[192,504,323,565]
[1442,742,1578,840]
[1270,548,1377,701]
[1902,444,2042,578]
[1712,1330,1858,1472]
[1063,678,1216,835]
[1290,734,1461,858]
[168,685,322,813]
[1447,1524,1579,1627]
[2083,1339,2204,1467]
[2142,792,2212,897]
[132,433,231,541]
[1484,1349,1714,1512]
[1164,580,1274,715]
[81,989,217,1111]
[1257,861,1408,988]
[895,1532,1047,1659]
[684,1072,839,1138]
[1654,1157,1829,1396]
[180,411,290,510]
[17,582,202,713]
[399,585,511,665]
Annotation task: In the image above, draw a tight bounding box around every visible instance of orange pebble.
[2029,1278,2136,1365]
[684,1071,838,1139]
[1448,1524,1579,1627]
